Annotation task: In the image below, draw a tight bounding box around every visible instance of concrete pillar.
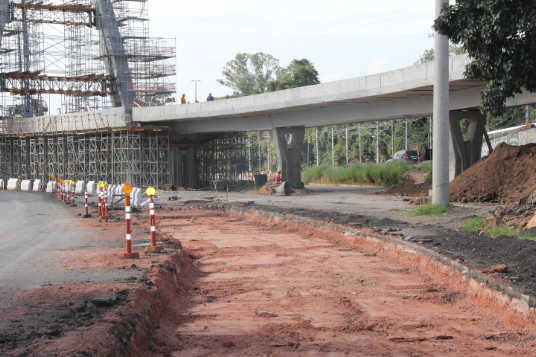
[272,126,305,189]
[432,0,450,206]
[449,110,487,180]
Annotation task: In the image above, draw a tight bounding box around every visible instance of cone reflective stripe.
[145,194,163,252]
[119,188,139,259]
[82,189,91,218]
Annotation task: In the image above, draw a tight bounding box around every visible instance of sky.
[147,0,437,102]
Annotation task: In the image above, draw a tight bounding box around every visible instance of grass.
[486,225,518,238]
[406,202,450,217]
[460,217,485,232]
[303,161,426,187]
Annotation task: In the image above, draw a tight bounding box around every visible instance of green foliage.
[407,203,450,217]
[460,217,485,232]
[518,234,536,242]
[303,161,409,187]
[434,1,536,116]
[267,59,320,91]
[486,225,518,238]
[217,52,284,96]
[414,33,465,65]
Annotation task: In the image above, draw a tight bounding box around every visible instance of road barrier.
[145,187,163,253]
[100,185,112,219]
[21,180,32,191]
[75,181,86,195]
[0,179,4,190]
[87,181,96,195]
[7,178,20,191]
[46,181,57,193]
[119,183,139,259]
[33,179,41,192]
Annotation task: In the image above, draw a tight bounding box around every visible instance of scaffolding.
[0,0,176,118]
[194,133,263,189]
[0,122,172,187]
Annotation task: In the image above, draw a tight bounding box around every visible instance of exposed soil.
[450,142,536,204]
[142,209,536,356]
[378,179,431,197]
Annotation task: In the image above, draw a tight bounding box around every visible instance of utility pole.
[307,128,310,166]
[345,127,349,165]
[405,118,408,150]
[316,128,319,167]
[375,124,380,163]
[432,0,450,206]
[191,80,200,102]
[358,124,362,163]
[391,120,395,157]
[331,128,334,166]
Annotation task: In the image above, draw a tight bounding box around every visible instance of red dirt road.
[145,210,536,356]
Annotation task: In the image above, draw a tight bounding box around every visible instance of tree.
[217,53,284,96]
[414,33,465,65]
[267,59,320,91]
[434,1,536,116]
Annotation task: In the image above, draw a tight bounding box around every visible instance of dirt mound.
[450,143,536,204]
[378,180,431,197]
[252,182,272,195]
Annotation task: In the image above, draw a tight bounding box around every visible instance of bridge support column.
[449,110,487,180]
[272,126,305,189]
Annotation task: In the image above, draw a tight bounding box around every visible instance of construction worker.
[181,93,186,104]
[274,169,281,184]
[207,93,215,101]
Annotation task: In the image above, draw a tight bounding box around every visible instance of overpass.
[132,54,536,187]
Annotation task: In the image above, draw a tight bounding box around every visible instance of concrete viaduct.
[132,54,536,188]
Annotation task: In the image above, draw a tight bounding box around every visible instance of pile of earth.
[450,142,536,204]
[378,180,431,197]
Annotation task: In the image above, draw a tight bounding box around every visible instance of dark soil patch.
[377,180,431,197]
[450,142,536,204]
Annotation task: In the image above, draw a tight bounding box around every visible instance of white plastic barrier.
[33,179,42,192]
[46,181,57,193]
[131,187,143,207]
[21,180,32,191]
[6,178,20,191]
[87,181,96,195]
[0,179,4,190]
[75,181,86,195]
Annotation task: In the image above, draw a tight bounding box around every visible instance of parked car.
[389,149,423,163]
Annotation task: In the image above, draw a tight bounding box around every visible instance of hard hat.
[277,169,282,173]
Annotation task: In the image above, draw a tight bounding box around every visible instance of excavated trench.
[16,203,536,356]
[139,205,536,356]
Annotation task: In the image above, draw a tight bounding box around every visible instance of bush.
[303,162,412,186]
[460,217,485,231]
[407,203,450,217]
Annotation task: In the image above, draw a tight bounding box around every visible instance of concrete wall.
[5,108,128,134]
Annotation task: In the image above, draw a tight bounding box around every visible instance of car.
[389,149,423,163]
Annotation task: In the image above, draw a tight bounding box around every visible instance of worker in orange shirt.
[181,93,186,104]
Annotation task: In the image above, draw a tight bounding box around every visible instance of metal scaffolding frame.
[0,126,172,187]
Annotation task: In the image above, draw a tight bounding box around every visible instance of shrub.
[407,203,450,217]
[460,217,485,232]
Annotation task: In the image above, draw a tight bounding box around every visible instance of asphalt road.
[0,190,142,308]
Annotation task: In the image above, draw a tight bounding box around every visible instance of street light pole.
[191,80,201,102]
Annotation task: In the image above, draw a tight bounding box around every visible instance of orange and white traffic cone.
[119,183,139,259]
[70,182,76,207]
[82,188,91,218]
[145,195,163,252]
